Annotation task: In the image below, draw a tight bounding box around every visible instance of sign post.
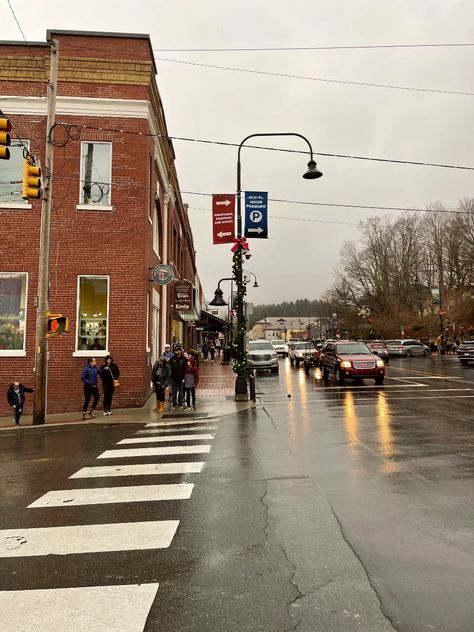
[212,194,235,244]
[244,191,268,239]
[173,281,193,311]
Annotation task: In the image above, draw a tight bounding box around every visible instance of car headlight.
[376,359,385,367]
[340,360,351,368]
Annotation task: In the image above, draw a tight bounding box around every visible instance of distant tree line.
[250,199,474,341]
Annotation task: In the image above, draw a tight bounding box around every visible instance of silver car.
[386,339,430,357]
[247,340,279,373]
[271,339,289,357]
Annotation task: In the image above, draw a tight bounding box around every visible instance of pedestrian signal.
[22,159,42,199]
[47,315,69,336]
[0,117,11,160]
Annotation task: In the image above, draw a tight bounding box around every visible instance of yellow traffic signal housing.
[22,159,42,199]
[46,314,69,336]
[0,117,11,160]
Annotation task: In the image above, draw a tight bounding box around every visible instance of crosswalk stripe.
[0,520,179,557]
[0,583,159,632]
[70,462,204,479]
[27,483,193,508]
[117,434,214,445]
[98,445,211,459]
[136,425,217,434]
[146,418,220,427]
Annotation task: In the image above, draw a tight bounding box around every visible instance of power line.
[153,43,474,53]
[62,124,474,171]
[155,57,474,97]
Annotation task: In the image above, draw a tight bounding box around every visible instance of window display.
[0,273,27,351]
[77,276,108,351]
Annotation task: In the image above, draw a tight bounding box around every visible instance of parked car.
[289,341,317,368]
[456,340,474,365]
[271,339,289,357]
[247,340,279,374]
[360,340,390,363]
[386,339,430,357]
[321,340,385,385]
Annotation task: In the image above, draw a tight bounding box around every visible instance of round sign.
[151,264,174,285]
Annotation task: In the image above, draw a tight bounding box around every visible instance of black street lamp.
[208,277,235,307]
[244,271,259,288]
[233,132,322,399]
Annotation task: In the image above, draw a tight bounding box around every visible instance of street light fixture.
[208,277,235,307]
[244,271,259,288]
[233,132,322,399]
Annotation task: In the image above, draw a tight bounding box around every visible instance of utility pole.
[33,39,59,425]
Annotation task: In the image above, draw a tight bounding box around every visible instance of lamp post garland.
[233,132,322,399]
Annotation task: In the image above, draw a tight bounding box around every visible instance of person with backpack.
[184,357,199,410]
[7,381,34,426]
[151,356,170,412]
[169,346,187,409]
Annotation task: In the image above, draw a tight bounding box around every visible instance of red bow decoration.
[231,238,250,253]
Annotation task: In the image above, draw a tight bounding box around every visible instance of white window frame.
[73,274,110,357]
[152,183,161,257]
[77,141,113,211]
[0,272,28,356]
[146,291,151,352]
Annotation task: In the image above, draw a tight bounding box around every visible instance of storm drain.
[161,413,209,419]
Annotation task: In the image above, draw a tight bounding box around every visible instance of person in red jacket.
[184,357,199,410]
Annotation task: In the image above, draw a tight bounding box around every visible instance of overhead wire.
[153,42,474,52]
[154,57,474,97]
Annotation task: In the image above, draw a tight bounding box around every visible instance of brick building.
[0,30,202,414]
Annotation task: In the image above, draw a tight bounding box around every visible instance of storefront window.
[0,273,27,353]
[76,276,108,352]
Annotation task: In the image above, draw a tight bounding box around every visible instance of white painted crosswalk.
[28,483,194,508]
[0,583,159,632]
[117,433,215,444]
[0,414,220,631]
[70,461,204,478]
[98,445,211,459]
[0,520,179,557]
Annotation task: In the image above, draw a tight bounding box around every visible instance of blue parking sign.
[244,191,268,239]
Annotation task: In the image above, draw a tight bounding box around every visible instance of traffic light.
[0,117,11,160]
[22,158,42,199]
[46,314,69,336]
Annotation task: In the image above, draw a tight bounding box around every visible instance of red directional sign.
[212,194,235,244]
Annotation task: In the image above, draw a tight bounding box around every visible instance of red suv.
[321,340,385,385]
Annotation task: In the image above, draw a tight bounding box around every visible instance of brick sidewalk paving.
[197,357,235,397]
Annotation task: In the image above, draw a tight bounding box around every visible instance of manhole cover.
[161,413,209,419]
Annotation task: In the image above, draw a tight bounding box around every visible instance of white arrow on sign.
[218,231,232,238]
[216,199,232,206]
[247,227,264,234]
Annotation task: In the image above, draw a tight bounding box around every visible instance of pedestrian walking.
[161,343,173,360]
[202,342,210,362]
[100,355,120,416]
[187,347,200,368]
[209,341,216,362]
[6,381,33,426]
[151,356,170,412]
[81,357,101,419]
[215,337,222,358]
[169,346,187,409]
[184,357,199,410]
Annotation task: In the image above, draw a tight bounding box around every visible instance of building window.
[0,140,29,206]
[0,272,28,355]
[75,276,109,355]
[79,142,111,206]
[153,198,161,256]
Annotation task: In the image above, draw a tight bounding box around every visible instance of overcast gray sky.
[2,0,473,304]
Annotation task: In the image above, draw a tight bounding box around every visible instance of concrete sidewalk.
[0,358,254,431]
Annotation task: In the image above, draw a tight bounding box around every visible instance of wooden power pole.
[33,39,59,425]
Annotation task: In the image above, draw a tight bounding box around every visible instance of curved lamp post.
[233,133,322,399]
[244,271,259,288]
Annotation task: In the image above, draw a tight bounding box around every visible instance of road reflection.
[342,391,359,455]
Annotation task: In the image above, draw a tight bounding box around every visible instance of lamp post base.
[235,375,248,401]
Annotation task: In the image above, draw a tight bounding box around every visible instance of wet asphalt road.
[0,355,473,631]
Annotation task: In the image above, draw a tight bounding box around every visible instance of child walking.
[7,381,34,426]
[184,358,199,410]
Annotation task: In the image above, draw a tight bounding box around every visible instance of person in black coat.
[169,346,187,408]
[7,381,33,426]
[100,355,120,415]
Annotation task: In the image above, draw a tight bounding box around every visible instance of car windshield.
[336,343,371,355]
[249,342,273,351]
[272,340,286,345]
[295,342,313,349]
[386,340,401,345]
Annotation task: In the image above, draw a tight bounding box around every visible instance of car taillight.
[397,346,404,351]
